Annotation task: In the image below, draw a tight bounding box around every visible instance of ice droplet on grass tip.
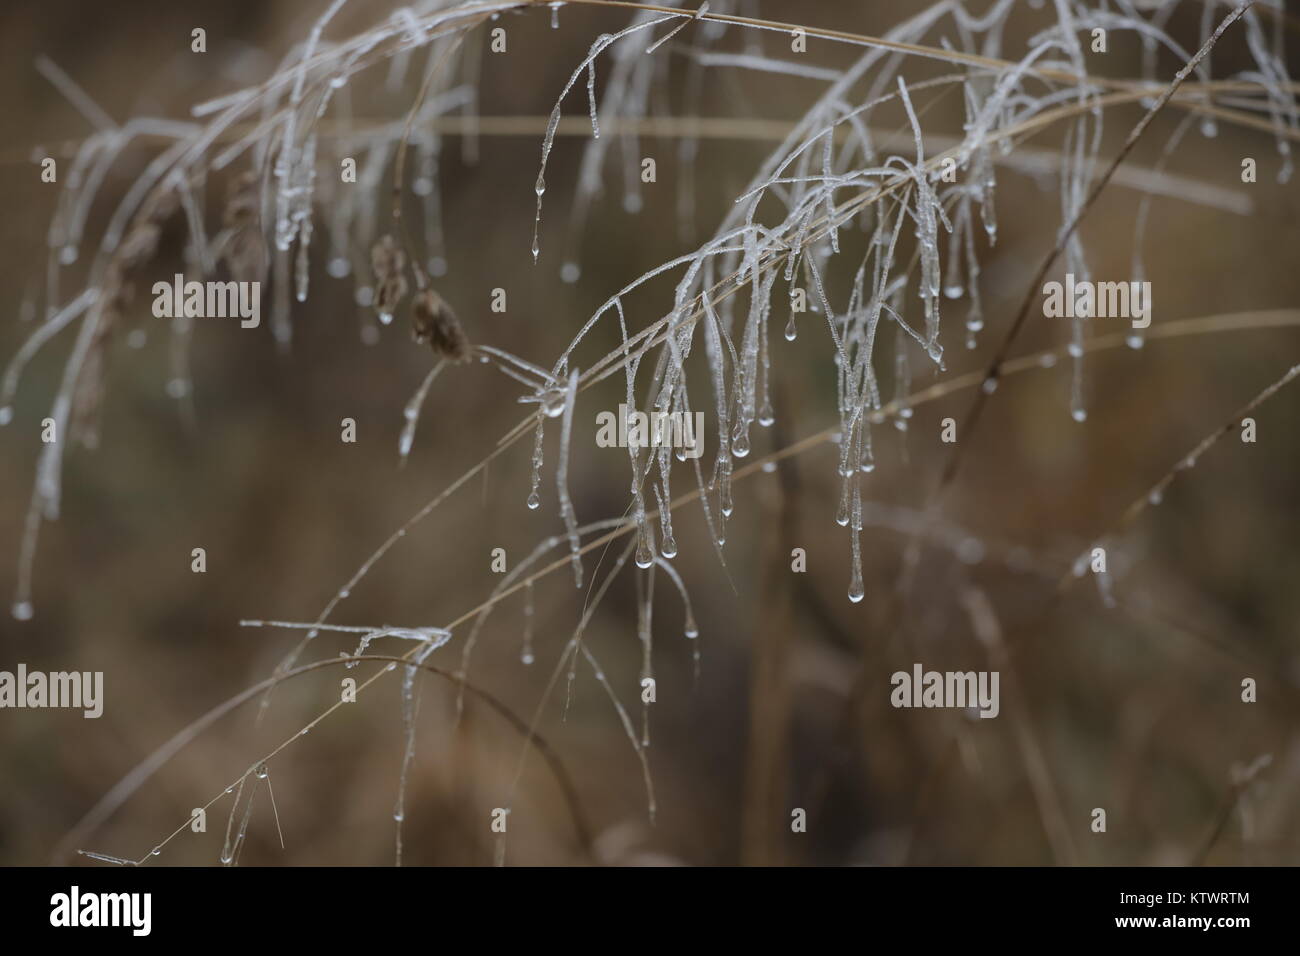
[12,601,33,621]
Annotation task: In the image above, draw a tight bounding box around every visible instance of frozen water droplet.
[660,534,678,559]
[12,601,33,621]
[327,257,350,278]
[355,286,374,307]
[378,311,393,326]
[684,617,699,639]
[635,532,654,568]
[330,75,347,89]
[944,284,964,299]
[784,316,797,341]
[428,257,447,277]
[540,388,566,418]
[166,378,189,399]
[1126,334,1144,350]
[1071,408,1087,423]
[151,847,161,856]
[526,490,541,510]
[560,262,580,283]
[731,430,750,457]
[623,194,643,214]
[521,650,535,665]
[254,764,269,779]
[59,246,77,265]
[762,461,776,473]
[0,407,12,426]
[1200,118,1218,138]
[1067,342,1083,359]
[1148,489,1163,505]
[981,377,998,395]
[338,589,350,599]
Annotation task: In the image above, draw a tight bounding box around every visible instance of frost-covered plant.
[10,0,1300,864]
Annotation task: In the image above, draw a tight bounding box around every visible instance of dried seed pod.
[411,288,470,363]
[371,235,408,320]
[220,171,267,284]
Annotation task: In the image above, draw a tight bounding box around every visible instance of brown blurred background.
[2,0,1300,866]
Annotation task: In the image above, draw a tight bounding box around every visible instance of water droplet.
[378,311,393,326]
[762,461,776,473]
[944,284,964,299]
[12,601,33,621]
[59,246,77,266]
[1148,488,1163,505]
[981,377,998,395]
[660,534,678,559]
[732,430,750,458]
[521,650,535,665]
[327,257,350,278]
[526,490,541,510]
[1200,118,1218,139]
[1071,408,1087,423]
[847,581,865,603]
[684,617,699,639]
[338,588,350,599]
[560,262,580,283]
[1067,342,1083,359]
[254,764,269,779]
[1126,334,1144,350]
[0,407,12,426]
[784,316,797,341]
